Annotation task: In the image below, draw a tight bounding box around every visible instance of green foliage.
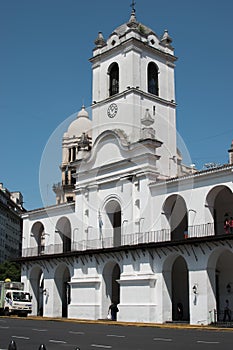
[0,261,21,282]
[138,24,146,34]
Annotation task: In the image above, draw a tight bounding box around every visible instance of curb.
[5,315,233,332]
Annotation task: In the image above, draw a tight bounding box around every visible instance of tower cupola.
[67,105,92,138]
[53,106,92,204]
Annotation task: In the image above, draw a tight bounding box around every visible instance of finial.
[94,32,106,48]
[141,108,154,127]
[128,0,138,28]
[130,0,136,13]
[161,29,173,46]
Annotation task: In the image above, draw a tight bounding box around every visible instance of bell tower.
[90,5,178,178]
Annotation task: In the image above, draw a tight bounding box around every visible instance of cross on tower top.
[130,0,136,12]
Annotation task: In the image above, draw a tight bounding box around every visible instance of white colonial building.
[20,6,233,325]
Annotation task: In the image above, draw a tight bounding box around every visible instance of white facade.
[21,8,233,325]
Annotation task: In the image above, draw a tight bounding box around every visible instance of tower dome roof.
[112,8,155,38]
[66,106,92,138]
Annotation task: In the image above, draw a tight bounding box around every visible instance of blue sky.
[1,0,233,210]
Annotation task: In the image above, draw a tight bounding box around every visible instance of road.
[0,317,233,350]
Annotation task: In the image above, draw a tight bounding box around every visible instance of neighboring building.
[20,7,233,325]
[0,183,25,263]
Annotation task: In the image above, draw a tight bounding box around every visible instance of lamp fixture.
[226,283,231,293]
[192,284,198,294]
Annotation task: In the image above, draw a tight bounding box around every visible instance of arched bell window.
[109,63,119,96]
[148,62,159,96]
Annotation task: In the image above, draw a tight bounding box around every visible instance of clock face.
[107,103,118,118]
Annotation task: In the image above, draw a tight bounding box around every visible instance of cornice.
[90,36,177,64]
[91,87,177,109]
[149,164,233,189]
[22,202,75,219]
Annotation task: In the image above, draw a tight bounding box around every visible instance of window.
[148,62,159,96]
[64,168,69,185]
[68,148,72,162]
[72,146,76,161]
[109,63,119,96]
[71,170,76,185]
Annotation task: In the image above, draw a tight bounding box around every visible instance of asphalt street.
[0,317,233,350]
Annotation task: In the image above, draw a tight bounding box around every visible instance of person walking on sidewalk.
[108,302,119,321]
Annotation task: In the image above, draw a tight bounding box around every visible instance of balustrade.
[21,222,220,258]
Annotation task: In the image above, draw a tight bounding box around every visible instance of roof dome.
[66,106,92,138]
[112,9,155,38]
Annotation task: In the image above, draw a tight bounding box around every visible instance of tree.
[0,261,21,281]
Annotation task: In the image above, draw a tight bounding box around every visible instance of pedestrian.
[224,218,230,234]
[229,217,233,234]
[177,303,183,320]
[108,302,119,321]
[223,299,231,322]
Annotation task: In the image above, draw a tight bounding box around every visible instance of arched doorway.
[54,265,71,317]
[215,250,233,321]
[105,200,122,247]
[206,186,233,235]
[29,266,43,316]
[102,262,121,319]
[163,195,188,241]
[31,222,45,255]
[55,217,72,253]
[172,256,189,321]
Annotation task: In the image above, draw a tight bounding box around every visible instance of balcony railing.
[71,229,171,251]
[187,222,215,238]
[21,222,220,258]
